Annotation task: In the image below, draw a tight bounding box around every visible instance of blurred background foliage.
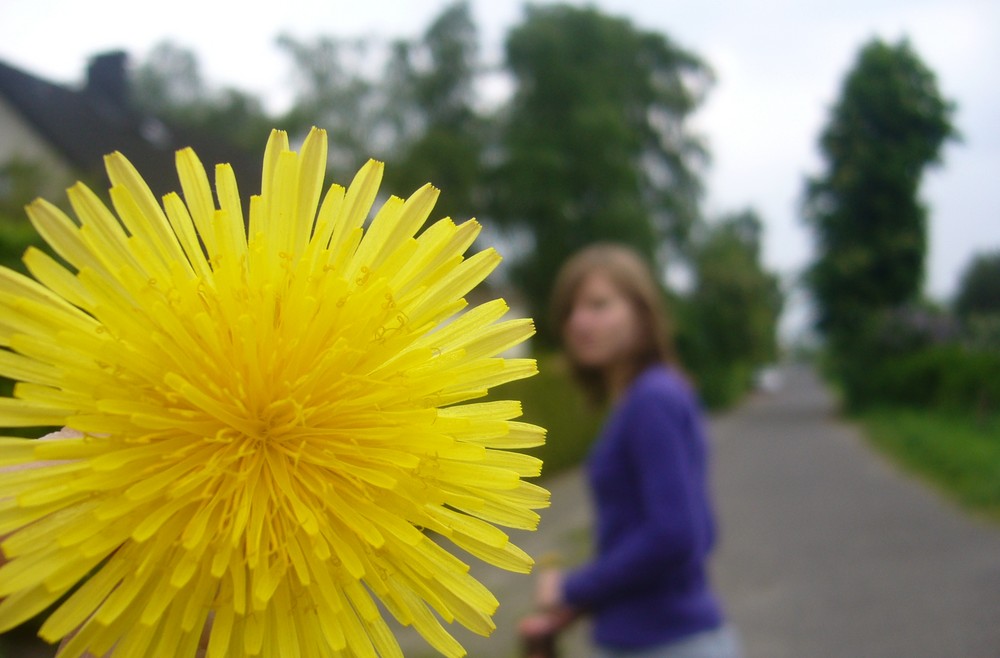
[800,36,999,515]
[803,37,959,410]
[0,1,785,432]
[2,2,995,486]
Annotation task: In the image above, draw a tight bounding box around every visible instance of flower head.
[0,128,547,657]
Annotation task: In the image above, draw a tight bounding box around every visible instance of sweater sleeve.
[562,383,704,609]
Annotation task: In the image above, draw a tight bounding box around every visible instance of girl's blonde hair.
[550,243,676,405]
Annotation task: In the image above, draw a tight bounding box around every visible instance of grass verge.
[859,407,1000,520]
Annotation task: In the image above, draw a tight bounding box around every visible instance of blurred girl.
[519,244,740,658]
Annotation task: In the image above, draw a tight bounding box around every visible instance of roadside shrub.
[488,353,604,477]
[0,215,50,436]
[687,362,752,410]
[0,215,44,274]
[869,345,1000,416]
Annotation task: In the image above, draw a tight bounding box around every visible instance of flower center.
[259,397,306,442]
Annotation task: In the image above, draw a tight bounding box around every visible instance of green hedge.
[867,345,1000,415]
[0,216,45,275]
[498,352,763,477]
[493,352,749,477]
[489,353,604,478]
[686,362,754,411]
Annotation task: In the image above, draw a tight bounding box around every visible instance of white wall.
[0,96,76,200]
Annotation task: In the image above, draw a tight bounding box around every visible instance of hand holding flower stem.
[518,565,579,658]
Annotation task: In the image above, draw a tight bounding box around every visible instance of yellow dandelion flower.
[0,127,548,658]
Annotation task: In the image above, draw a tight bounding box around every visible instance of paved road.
[710,365,1000,658]
[408,364,1000,657]
[6,365,1000,657]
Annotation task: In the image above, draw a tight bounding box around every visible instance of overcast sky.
[1,0,997,316]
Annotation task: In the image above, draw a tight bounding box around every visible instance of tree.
[955,250,1000,320]
[380,1,485,222]
[953,250,1000,351]
[277,3,486,220]
[132,42,272,151]
[678,210,783,407]
[131,42,205,112]
[804,38,956,349]
[275,34,378,170]
[492,4,713,330]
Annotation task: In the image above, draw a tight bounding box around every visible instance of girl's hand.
[535,567,564,609]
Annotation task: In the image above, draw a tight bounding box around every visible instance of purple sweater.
[562,365,724,649]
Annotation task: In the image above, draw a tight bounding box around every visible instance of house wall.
[0,96,76,200]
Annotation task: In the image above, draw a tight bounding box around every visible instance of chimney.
[86,51,129,107]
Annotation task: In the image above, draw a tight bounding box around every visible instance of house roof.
[0,53,260,200]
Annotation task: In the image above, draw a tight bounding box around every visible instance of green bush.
[0,216,51,437]
[675,322,747,412]
[868,345,1000,415]
[824,303,961,411]
[489,353,604,478]
[0,215,45,275]
[495,351,745,476]
[686,362,752,410]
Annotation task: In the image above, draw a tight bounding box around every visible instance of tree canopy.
[132,41,272,151]
[955,251,1000,320]
[678,210,783,406]
[491,4,713,329]
[378,1,485,222]
[275,33,380,171]
[804,38,955,342]
[804,38,956,407]
[0,1,790,412]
